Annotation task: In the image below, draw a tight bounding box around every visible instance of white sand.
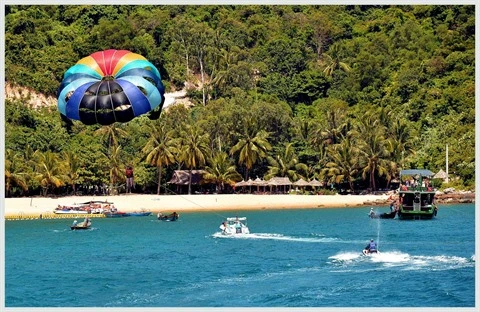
[2,193,391,217]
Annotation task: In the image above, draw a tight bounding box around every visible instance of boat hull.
[70,225,91,230]
[104,212,129,218]
[125,212,152,217]
[55,210,88,214]
[397,210,436,220]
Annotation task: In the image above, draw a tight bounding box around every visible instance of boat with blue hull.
[397,169,438,220]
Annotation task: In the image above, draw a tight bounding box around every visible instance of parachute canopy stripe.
[117,76,162,109]
[64,82,94,120]
[63,64,103,80]
[115,80,152,116]
[114,59,159,78]
[58,78,97,115]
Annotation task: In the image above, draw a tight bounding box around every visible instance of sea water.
[5,204,475,307]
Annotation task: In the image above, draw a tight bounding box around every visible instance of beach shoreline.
[3,193,392,217]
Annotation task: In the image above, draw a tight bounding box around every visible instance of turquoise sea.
[5,203,475,308]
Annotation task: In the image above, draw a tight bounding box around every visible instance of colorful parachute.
[57,49,165,125]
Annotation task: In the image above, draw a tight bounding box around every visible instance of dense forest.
[4,5,475,197]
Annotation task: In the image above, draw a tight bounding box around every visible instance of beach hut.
[293,178,310,193]
[252,177,268,193]
[308,178,323,187]
[267,177,292,194]
[434,169,449,182]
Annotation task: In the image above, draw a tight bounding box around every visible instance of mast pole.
[446,144,449,183]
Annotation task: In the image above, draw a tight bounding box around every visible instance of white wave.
[212,232,340,243]
[329,252,362,262]
[369,251,411,264]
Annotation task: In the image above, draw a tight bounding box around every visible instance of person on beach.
[365,239,378,254]
[126,165,134,193]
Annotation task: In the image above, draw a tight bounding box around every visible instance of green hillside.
[4,5,475,196]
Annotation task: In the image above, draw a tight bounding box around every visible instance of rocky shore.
[365,189,475,206]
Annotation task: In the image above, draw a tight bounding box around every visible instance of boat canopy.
[400,169,434,177]
[226,217,246,221]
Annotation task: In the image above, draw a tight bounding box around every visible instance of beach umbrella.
[235,180,246,187]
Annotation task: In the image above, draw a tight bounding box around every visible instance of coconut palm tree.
[95,124,128,151]
[322,42,351,77]
[264,143,308,182]
[230,126,272,181]
[34,150,64,196]
[355,116,390,191]
[143,121,178,194]
[61,150,81,195]
[178,125,210,194]
[322,136,359,191]
[203,151,242,193]
[104,145,124,195]
[5,149,28,197]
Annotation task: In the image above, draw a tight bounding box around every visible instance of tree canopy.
[4,5,475,196]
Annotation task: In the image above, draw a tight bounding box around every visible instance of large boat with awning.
[397,169,438,220]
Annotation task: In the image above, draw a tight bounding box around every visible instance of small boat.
[70,218,91,230]
[125,211,152,217]
[369,210,396,219]
[157,212,179,221]
[219,217,250,235]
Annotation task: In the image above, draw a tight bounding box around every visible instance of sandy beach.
[2,193,392,217]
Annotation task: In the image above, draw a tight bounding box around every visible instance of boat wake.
[212,232,341,243]
[329,251,475,270]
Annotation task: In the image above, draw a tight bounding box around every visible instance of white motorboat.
[219,217,250,235]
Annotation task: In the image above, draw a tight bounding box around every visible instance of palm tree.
[322,42,351,77]
[104,145,124,195]
[317,108,350,146]
[5,149,28,197]
[61,150,81,195]
[230,127,272,181]
[386,118,416,169]
[178,125,210,194]
[95,124,128,151]
[203,151,242,193]
[264,143,308,182]
[34,151,64,196]
[322,136,359,191]
[143,121,178,194]
[355,116,390,191]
